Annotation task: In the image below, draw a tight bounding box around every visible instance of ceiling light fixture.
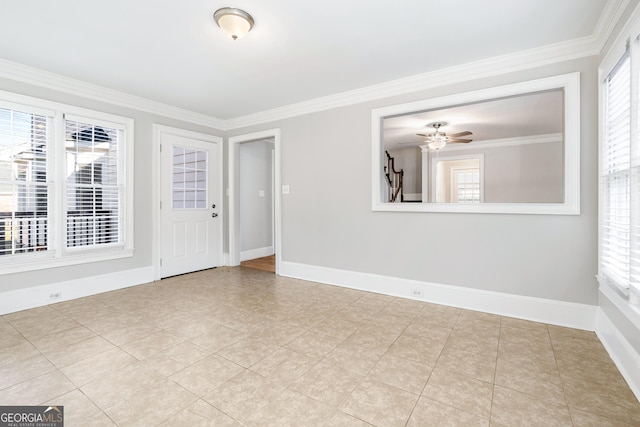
[213,7,254,40]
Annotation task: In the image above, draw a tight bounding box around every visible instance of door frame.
[228,128,281,274]
[152,124,224,280]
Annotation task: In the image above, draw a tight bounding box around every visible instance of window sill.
[0,248,134,276]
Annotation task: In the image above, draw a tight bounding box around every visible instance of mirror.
[371,73,580,215]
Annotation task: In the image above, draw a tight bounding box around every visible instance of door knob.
[212,213,218,218]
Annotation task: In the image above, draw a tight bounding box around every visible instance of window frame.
[0,90,134,275]
[598,13,640,306]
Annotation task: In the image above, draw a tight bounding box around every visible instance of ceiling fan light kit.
[417,122,473,150]
[214,7,254,40]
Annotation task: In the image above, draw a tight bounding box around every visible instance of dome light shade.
[214,7,254,40]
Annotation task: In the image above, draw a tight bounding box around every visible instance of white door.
[159,129,222,278]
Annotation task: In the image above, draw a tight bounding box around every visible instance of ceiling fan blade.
[448,131,472,137]
[398,141,418,145]
[416,133,429,137]
[448,139,472,143]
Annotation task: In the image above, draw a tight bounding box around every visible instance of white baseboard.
[0,266,155,315]
[279,261,597,330]
[597,307,640,401]
[240,246,274,262]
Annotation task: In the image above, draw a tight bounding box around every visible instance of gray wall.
[0,77,223,293]
[387,147,422,196]
[230,55,599,305]
[240,140,274,254]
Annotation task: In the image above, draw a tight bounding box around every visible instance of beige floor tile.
[562,375,640,425]
[570,407,636,426]
[81,311,142,335]
[8,312,81,340]
[2,268,638,426]
[497,338,557,369]
[144,341,211,376]
[285,329,344,359]
[403,319,452,342]
[0,320,29,350]
[342,324,401,351]
[407,396,489,426]
[417,303,461,329]
[170,354,244,396]
[242,389,336,427]
[80,361,165,410]
[0,340,40,368]
[323,340,385,375]
[29,325,97,354]
[120,330,186,360]
[165,317,220,339]
[0,353,56,389]
[61,347,138,386]
[309,316,361,340]
[500,316,548,331]
[83,411,117,426]
[445,328,499,356]
[290,361,364,407]
[387,332,445,365]
[548,324,599,342]
[204,369,284,422]
[368,353,431,394]
[45,336,116,368]
[189,324,247,352]
[342,378,419,427]
[161,399,240,426]
[422,369,493,419]
[249,347,316,386]
[435,345,496,383]
[500,324,551,346]
[100,322,162,346]
[458,309,502,325]
[323,411,374,426]
[0,370,75,405]
[104,378,197,425]
[216,336,281,367]
[491,385,572,426]
[43,388,102,426]
[494,357,565,403]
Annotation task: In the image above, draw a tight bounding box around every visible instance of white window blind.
[601,52,632,290]
[64,117,122,249]
[0,106,51,257]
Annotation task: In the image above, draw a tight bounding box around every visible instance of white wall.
[240,139,274,258]
[228,55,599,307]
[0,77,224,296]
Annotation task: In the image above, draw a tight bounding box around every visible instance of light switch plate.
[282,185,290,194]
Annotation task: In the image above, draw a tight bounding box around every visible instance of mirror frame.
[371,72,580,215]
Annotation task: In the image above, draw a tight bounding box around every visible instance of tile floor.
[1,267,639,426]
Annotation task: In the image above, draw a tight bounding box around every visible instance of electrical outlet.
[49,292,62,300]
[410,288,424,298]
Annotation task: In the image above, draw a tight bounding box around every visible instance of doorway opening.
[229,129,281,274]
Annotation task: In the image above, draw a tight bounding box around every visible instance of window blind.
[64,118,122,249]
[602,53,632,289]
[0,107,50,256]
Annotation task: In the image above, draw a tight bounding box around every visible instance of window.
[434,156,484,203]
[599,40,640,305]
[0,92,133,274]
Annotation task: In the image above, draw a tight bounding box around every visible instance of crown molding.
[594,0,630,53]
[0,59,225,130]
[225,36,597,130]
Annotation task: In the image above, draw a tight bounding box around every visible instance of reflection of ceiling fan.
[417,122,473,150]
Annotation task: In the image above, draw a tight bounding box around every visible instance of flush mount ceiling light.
[214,7,254,40]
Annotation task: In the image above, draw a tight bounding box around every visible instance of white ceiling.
[384,90,564,149]
[0,0,608,120]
